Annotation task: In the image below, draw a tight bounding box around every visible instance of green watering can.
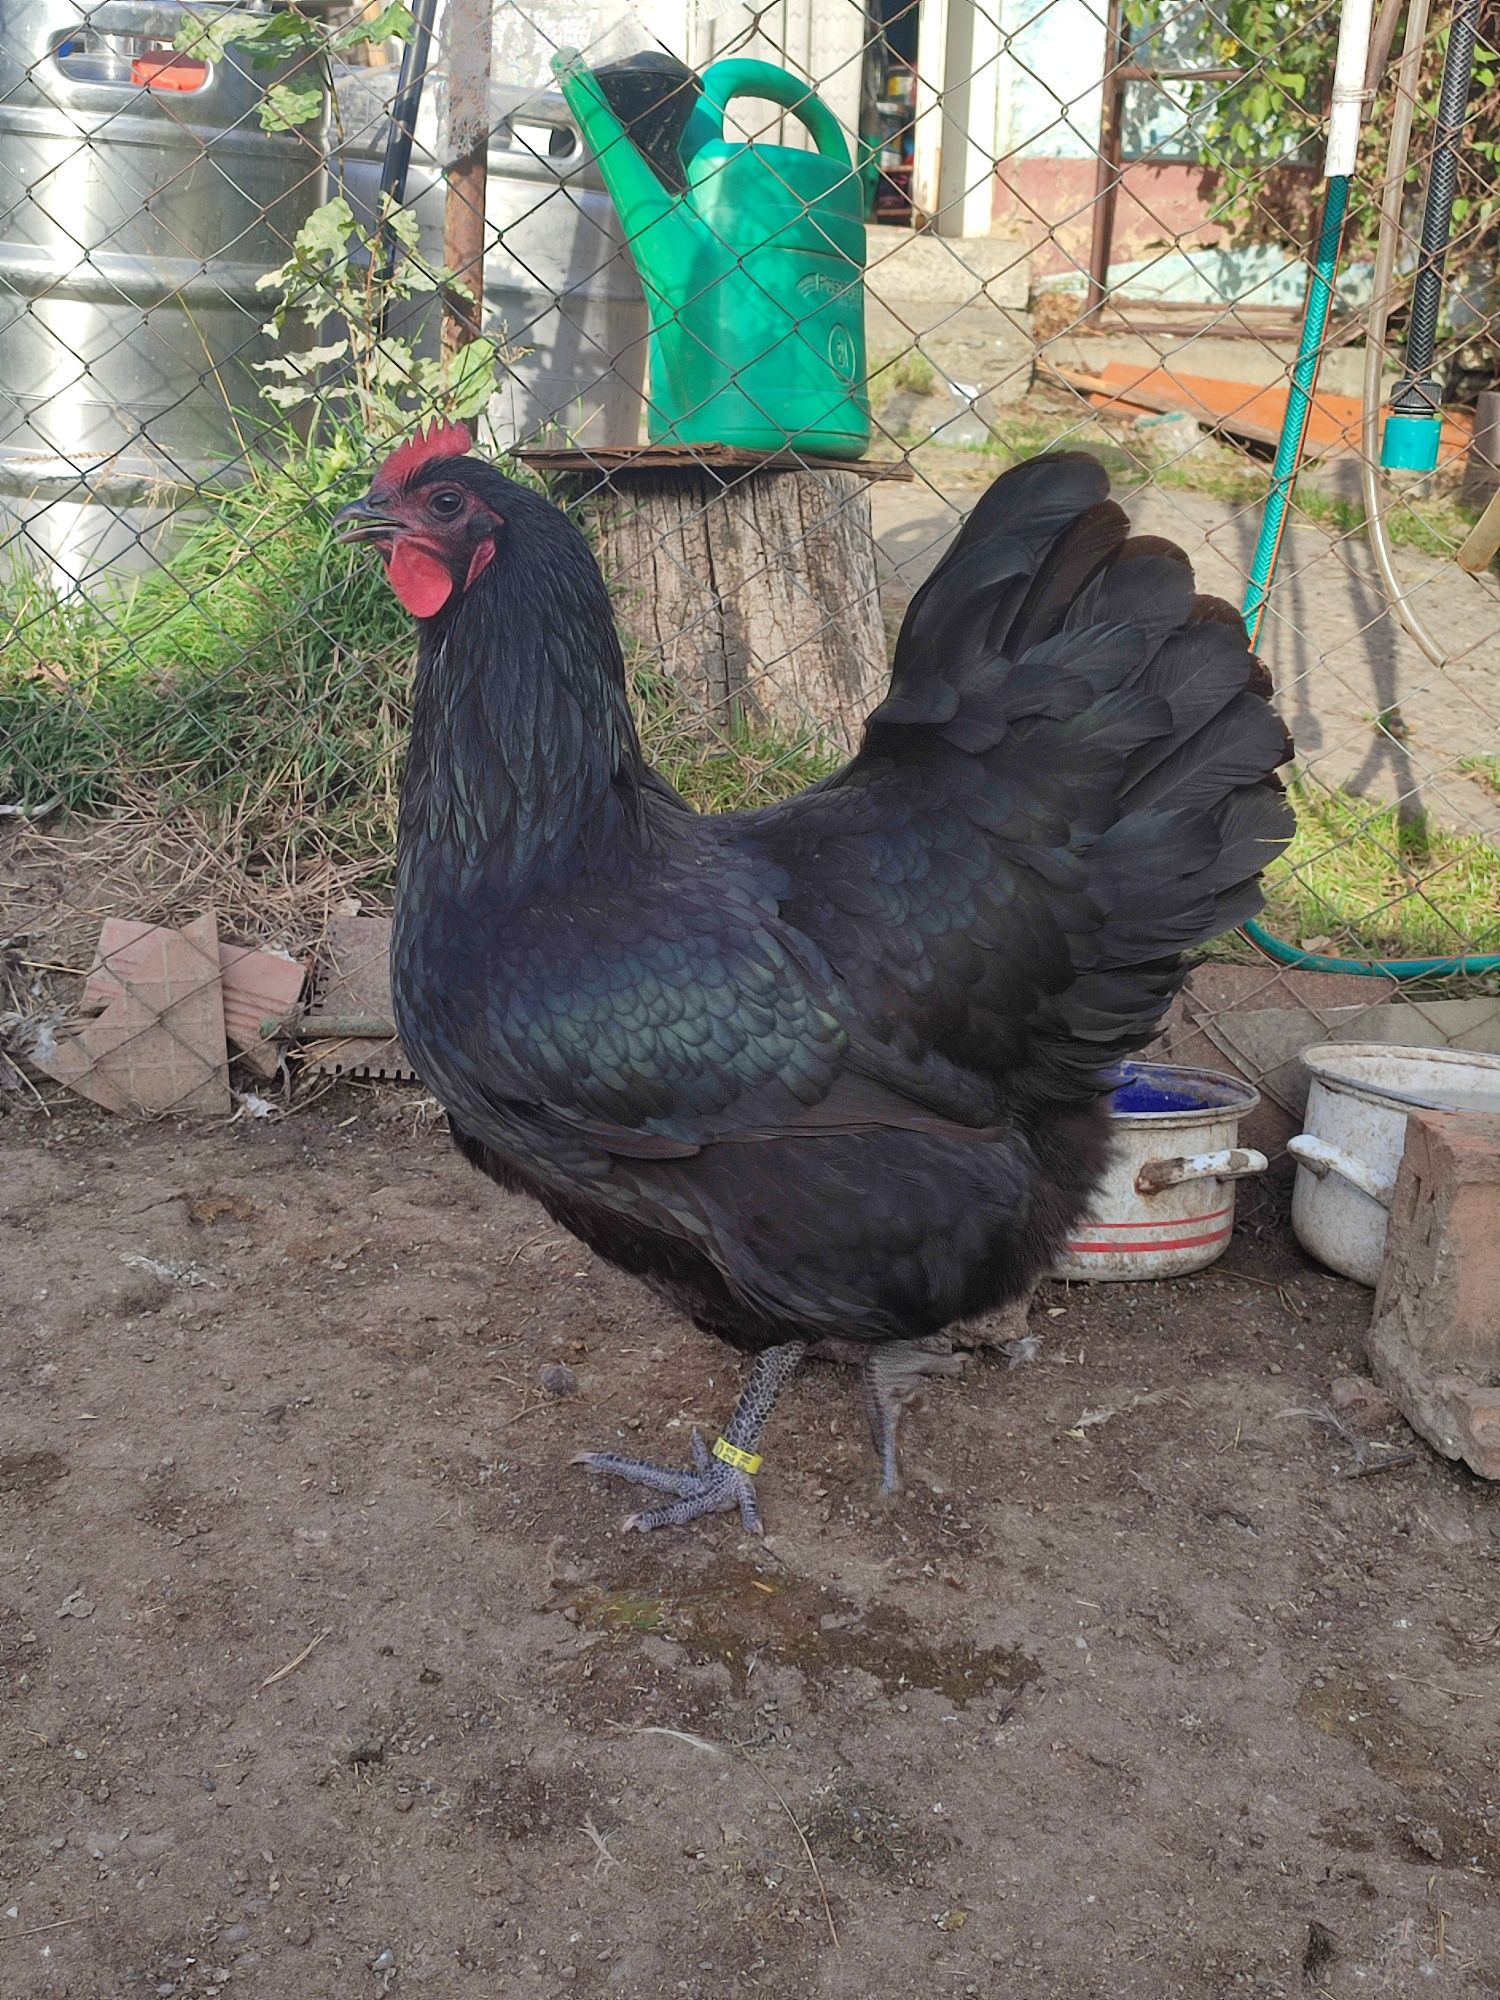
[554,51,871,460]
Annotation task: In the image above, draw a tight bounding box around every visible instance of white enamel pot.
[1052,1061,1267,1281]
[1289,1042,1500,1286]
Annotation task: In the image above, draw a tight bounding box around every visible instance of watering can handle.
[699,60,852,168]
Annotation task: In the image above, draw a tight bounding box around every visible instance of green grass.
[638,677,840,814]
[0,435,414,879]
[1288,482,1482,561]
[1461,754,1500,800]
[1254,780,1500,964]
[0,437,841,888]
[869,347,940,405]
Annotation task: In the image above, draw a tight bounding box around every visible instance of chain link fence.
[1,0,1498,1121]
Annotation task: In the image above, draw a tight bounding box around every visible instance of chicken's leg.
[862,1340,965,1497]
[574,1342,806,1533]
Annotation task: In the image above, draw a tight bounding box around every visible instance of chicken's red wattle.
[388,541,454,617]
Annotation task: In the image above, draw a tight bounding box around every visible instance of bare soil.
[3,1089,1499,2000]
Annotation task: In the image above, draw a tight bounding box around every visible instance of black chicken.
[335,425,1292,1531]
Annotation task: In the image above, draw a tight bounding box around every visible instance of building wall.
[484,0,863,144]
[999,0,1106,165]
[990,0,1303,299]
[516,0,1287,300]
[994,157,1230,280]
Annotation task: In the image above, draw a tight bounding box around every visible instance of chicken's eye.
[428,489,464,519]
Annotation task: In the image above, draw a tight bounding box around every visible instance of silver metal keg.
[334,69,647,450]
[0,2,328,585]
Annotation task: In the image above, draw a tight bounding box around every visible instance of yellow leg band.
[712,1437,763,1477]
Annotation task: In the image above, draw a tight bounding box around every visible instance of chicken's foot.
[862,1340,965,1498]
[574,1341,806,1533]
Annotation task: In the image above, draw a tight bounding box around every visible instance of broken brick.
[86,917,303,1077]
[39,911,230,1117]
[1368,1110,1500,1479]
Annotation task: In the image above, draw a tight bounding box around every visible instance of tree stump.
[586,466,890,757]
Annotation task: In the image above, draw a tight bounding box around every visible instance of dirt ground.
[4,1088,1499,2000]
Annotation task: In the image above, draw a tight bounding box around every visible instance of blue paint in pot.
[1105,1062,1255,1120]
[1110,1074,1204,1115]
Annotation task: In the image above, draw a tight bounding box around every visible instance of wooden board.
[1048,361,1474,463]
[1084,299,1361,345]
[516,442,914,483]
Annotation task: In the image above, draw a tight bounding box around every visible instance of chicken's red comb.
[374,419,474,489]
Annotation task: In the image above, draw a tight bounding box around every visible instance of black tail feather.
[903,453,1296,1094]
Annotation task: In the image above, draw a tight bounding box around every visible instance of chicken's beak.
[333,495,399,545]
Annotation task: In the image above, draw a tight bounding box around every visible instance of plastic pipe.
[375,0,439,305]
[1348,0,1497,971]
[1359,0,1448,671]
[1240,175,1351,654]
[1242,0,1373,651]
[1383,0,1483,472]
[1326,0,1376,172]
[1237,927,1497,980]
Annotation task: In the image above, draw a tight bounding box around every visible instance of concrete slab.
[1369,1109,1500,1479]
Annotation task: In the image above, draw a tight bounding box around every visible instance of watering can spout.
[551,48,680,240]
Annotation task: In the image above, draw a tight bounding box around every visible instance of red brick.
[1368,1111,1500,1479]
